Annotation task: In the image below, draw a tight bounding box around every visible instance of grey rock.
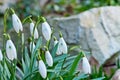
[111,69,120,80]
[48,6,120,65]
[0,0,17,13]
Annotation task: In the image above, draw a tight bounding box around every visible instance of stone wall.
[47,6,120,65]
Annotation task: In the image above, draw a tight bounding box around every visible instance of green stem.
[3,8,9,33]
[13,60,17,80]
[21,33,24,59]
[29,16,42,72]
[16,32,22,69]
[46,40,50,49]
[16,32,20,52]
[3,8,9,79]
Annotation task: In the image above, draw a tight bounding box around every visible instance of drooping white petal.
[29,42,35,53]
[42,22,52,41]
[45,51,53,67]
[16,16,23,32]
[39,60,47,79]
[0,49,3,61]
[82,57,91,74]
[56,47,62,55]
[54,39,61,55]
[54,40,61,55]
[30,22,39,39]
[6,40,17,60]
[12,13,23,33]
[58,37,68,54]
[12,14,19,33]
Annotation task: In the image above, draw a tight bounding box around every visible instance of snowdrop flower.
[58,33,68,54]
[82,57,91,74]
[45,50,53,67]
[38,60,47,79]
[12,13,23,33]
[53,36,62,55]
[6,39,17,60]
[0,49,3,61]
[29,42,35,53]
[41,17,52,41]
[30,22,39,39]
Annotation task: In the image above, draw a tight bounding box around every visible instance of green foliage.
[11,0,41,18]
[10,0,120,17]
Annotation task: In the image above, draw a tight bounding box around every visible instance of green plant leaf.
[73,74,89,80]
[24,47,30,69]
[68,51,83,79]
[32,37,42,56]
[16,66,24,79]
[92,77,105,80]
[51,43,58,58]
[54,54,68,63]
[31,37,42,70]
[22,58,27,74]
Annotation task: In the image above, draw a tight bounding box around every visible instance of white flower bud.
[0,49,3,61]
[58,37,68,54]
[12,13,23,33]
[82,57,91,74]
[54,39,61,55]
[39,60,47,79]
[42,22,52,41]
[6,40,17,60]
[45,51,53,67]
[30,22,39,39]
[29,42,35,53]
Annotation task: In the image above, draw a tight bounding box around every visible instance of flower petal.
[42,22,52,41]
[29,42,35,53]
[39,60,47,78]
[45,51,53,67]
[12,14,23,33]
[82,57,91,74]
[0,49,3,61]
[59,37,68,54]
[6,40,17,60]
[30,22,39,39]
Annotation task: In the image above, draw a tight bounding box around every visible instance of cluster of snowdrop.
[0,8,91,79]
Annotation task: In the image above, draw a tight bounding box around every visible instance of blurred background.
[0,0,120,29]
[0,0,120,18]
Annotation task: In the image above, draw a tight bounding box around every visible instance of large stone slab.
[48,6,120,65]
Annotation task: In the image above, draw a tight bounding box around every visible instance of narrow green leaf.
[69,46,80,51]
[22,58,26,73]
[69,51,83,76]
[24,47,30,68]
[32,37,42,57]
[30,37,42,73]
[92,77,105,80]
[4,62,11,78]
[16,66,24,79]
[51,43,58,58]
[54,54,68,63]
[73,74,89,80]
